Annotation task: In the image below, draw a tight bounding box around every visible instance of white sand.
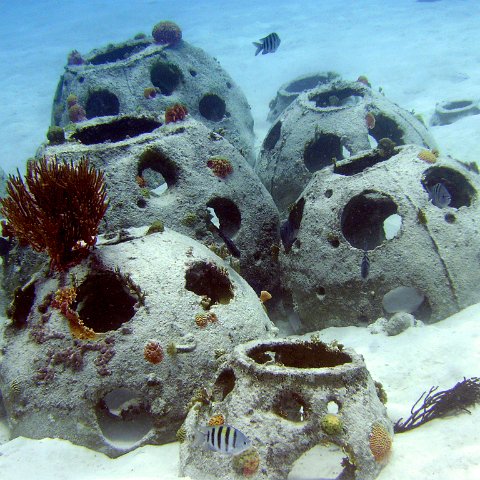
[1,0,480,478]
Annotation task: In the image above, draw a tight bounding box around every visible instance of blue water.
[1,0,479,173]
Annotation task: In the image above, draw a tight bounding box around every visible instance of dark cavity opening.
[444,100,473,110]
[72,117,161,145]
[341,191,398,249]
[272,390,310,422]
[263,121,281,151]
[369,113,404,145]
[206,198,241,237]
[96,388,153,448]
[89,41,150,65]
[285,72,337,93]
[212,368,236,402]
[247,341,352,368]
[185,261,234,305]
[334,149,396,176]
[8,282,36,328]
[304,133,342,173]
[199,94,226,122]
[73,271,137,332]
[150,61,183,95]
[310,87,363,108]
[422,166,476,208]
[138,148,179,188]
[86,90,120,119]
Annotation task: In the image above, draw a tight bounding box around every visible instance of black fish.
[280,197,305,253]
[209,222,241,258]
[253,32,281,56]
[0,237,11,259]
[361,249,370,279]
[428,183,451,208]
[280,220,298,253]
[216,228,241,258]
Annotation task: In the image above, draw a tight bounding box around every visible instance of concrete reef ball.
[281,144,480,331]
[51,30,255,163]
[180,337,392,480]
[0,228,277,457]
[267,71,340,122]
[255,79,437,215]
[38,117,281,299]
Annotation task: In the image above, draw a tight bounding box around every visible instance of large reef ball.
[152,21,182,46]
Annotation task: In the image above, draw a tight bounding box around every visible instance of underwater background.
[0,0,479,479]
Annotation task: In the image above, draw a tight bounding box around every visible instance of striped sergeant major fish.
[253,32,281,56]
[195,424,251,455]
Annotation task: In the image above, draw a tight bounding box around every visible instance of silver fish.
[196,425,251,455]
[428,183,451,208]
[253,32,281,56]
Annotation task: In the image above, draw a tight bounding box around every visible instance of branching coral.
[394,377,480,432]
[0,156,108,271]
[165,103,188,123]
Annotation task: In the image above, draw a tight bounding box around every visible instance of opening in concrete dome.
[206,198,241,237]
[272,390,310,422]
[334,148,396,176]
[263,120,281,151]
[199,94,226,121]
[247,341,352,368]
[341,191,398,249]
[72,117,161,145]
[212,368,236,402]
[304,133,343,173]
[285,73,334,94]
[86,89,120,119]
[150,61,183,95]
[422,166,476,208]
[138,148,179,189]
[73,271,138,332]
[185,261,234,305]
[368,113,404,146]
[310,86,363,108]
[8,282,36,327]
[288,443,348,479]
[382,286,426,315]
[89,41,151,65]
[96,388,153,448]
[139,167,168,196]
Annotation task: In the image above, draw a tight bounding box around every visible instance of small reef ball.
[152,21,182,46]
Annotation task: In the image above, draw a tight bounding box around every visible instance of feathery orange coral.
[0,156,108,271]
[51,286,96,340]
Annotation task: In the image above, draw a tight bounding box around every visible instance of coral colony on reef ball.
[2,12,480,480]
[0,157,108,271]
